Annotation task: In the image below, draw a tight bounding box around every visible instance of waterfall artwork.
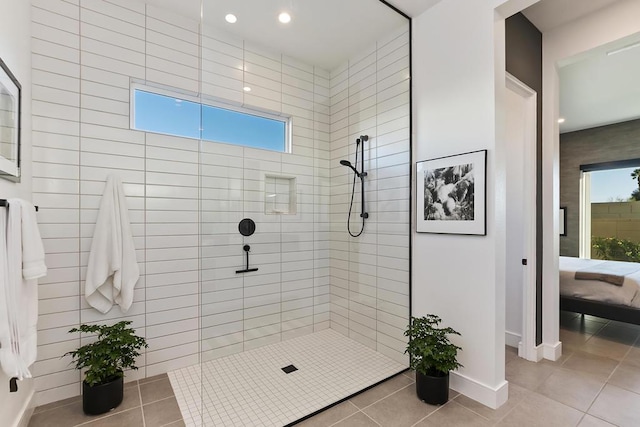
[416,150,487,235]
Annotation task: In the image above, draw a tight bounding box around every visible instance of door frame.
[506,72,539,362]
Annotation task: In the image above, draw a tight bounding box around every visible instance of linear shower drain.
[281,364,298,374]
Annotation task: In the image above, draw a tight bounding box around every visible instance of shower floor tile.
[168,329,407,427]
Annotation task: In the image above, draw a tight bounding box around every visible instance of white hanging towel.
[0,199,46,379]
[0,207,19,378]
[85,175,139,314]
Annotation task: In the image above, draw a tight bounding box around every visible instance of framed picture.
[0,57,21,181]
[559,207,567,236]
[416,149,487,235]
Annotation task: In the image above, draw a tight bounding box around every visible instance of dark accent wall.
[560,119,640,256]
[505,13,543,345]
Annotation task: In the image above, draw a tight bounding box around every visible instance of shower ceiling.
[143,0,408,70]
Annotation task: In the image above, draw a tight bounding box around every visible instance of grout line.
[74,407,141,426]
[361,409,382,426]
[138,381,147,427]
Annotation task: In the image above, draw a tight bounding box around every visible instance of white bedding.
[559,256,640,308]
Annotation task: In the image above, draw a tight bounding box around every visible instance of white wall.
[541,0,640,354]
[412,0,509,409]
[0,0,34,425]
[329,25,411,366]
[30,0,331,406]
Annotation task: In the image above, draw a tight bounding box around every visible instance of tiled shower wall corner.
[31,0,331,405]
[31,0,409,407]
[329,26,411,366]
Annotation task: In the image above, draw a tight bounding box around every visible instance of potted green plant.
[64,320,148,415]
[404,314,462,405]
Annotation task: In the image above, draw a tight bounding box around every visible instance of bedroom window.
[580,161,640,261]
[131,84,290,153]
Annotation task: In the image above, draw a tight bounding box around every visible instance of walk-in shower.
[171,1,411,425]
[340,135,369,237]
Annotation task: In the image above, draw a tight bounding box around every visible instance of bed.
[559,256,640,325]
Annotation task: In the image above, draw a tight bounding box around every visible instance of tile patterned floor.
[168,329,407,426]
[29,312,640,426]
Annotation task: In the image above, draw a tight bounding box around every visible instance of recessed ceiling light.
[558,118,565,124]
[225,14,237,24]
[243,86,251,92]
[278,12,291,24]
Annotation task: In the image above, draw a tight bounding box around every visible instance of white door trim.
[506,72,539,362]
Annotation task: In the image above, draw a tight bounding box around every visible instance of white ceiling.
[143,0,409,71]
[523,0,640,133]
[522,0,619,33]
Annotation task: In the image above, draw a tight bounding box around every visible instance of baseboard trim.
[542,341,562,361]
[16,388,35,427]
[505,331,521,349]
[450,372,509,409]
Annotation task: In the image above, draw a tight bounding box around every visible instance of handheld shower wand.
[339,135,369,237]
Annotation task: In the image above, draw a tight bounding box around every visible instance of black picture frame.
[416,149,487,235]
[0,56,21,181]
[559,207,567,236]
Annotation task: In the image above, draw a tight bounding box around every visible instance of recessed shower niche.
[264,174,297,215]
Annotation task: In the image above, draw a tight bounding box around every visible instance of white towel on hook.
[15,199,45,372]
[0,199,45,379]
[85,175,139,314]
[0,207,19,378]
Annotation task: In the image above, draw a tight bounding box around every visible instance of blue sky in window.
[202,105,285,151]
[591,167,639,202]
[134,90,285,152]
[134,91,200,139]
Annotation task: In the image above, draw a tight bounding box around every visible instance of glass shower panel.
[191,0,410,425]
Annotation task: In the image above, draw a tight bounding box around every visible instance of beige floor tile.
[403,370,415,381]
[142,396,182,427]
[579,335,633,361]
[29,386,141,427]
[562,351,619,381]
[297,401,359,427]
[599,322,640,338]
[139,373,168,384]
[455,382,530,422]
[415,401,491,426]
[140,377,174,404]
[609,362,640,394]
[623,345,640,368]
[496,391,583,427]
[350,373,414,409]
[560,329,594,352]
[561,317,607,334]
[32,395,81,415]
[333,411,379,427]
[578,415,617,427]
[588,383,640,427]
[81,408,144,427]
[536,368,605,411]
[163,421,186,427]
[505,356,557,390]
[505,346,518,365]
[362,384,438,427]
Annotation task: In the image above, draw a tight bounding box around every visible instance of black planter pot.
[82,376,124,415]
[416,370,449,405]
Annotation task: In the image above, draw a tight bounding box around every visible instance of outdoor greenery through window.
[132,88,288,152]
[590,166,640,261]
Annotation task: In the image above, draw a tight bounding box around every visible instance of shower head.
[339,159,360,176]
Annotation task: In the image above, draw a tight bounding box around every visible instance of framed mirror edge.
[0,56,22,182]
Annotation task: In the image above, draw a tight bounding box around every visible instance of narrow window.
[131,86,289,153]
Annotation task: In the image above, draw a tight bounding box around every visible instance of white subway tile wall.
[31,0,410,407]
[329,26,411,366]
